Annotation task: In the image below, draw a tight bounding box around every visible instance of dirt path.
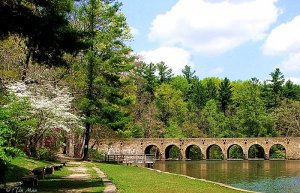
[64,162,90,181]
[57,154,117,193]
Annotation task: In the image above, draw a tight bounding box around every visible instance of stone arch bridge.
[96,138,300,160]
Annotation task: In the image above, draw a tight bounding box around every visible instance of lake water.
[153,160,300,193]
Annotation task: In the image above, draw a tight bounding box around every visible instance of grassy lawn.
[5,157,104,193]
[96,163,245,193]
[6,156,56,182]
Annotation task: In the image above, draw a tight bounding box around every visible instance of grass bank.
[96,163,246,193]
[6,156,56,182]
[6,157,104,193]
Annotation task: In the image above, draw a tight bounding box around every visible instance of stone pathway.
[57,155,117,193]
[93,166,117,193]
[64,162,90,181]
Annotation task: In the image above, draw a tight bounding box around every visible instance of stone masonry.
[96,138,300,160]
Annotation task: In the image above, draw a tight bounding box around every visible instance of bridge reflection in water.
[97,138,300,160]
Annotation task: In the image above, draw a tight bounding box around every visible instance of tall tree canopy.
[75,0,133,160]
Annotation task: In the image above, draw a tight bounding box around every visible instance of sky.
[120,0,300,83]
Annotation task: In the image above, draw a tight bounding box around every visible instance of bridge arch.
[206,144,224,160]
[227,144,244,159]
[269,144,286,159]
[165,144,182,160]
[248,144,265,159]
[144,144,161,159]
[185,144,202,160]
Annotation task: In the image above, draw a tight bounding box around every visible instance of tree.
[274,99,300,137]
[203,78,219,101]
[218,77,233,115]
[232,80,275,137]
[283,80,300,101]
[157,61,173,84]
[200,100,228,137]
[182,65,196,84]
[190,79,206,111]
[269,68,285,108]
[138,62,157,100]
[0,0,85,81]
[155,83,187,127]
[0,95,25,183]
[7,82,82,156]
[76,0,133,160]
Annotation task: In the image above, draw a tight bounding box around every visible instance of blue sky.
[121,0,300,83]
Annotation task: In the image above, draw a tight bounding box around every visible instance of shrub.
[37,148,56,161]
[89,149,105,161]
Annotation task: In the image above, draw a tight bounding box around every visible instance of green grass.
[38,162,104,193]
[6,156,56,182]
[96,163,245,193]
[5,156,104,193]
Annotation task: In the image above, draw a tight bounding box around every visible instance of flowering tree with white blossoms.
[7,81,83,156]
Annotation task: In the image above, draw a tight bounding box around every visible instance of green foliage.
[248,145,265,159]
[89,149,105,161]
[200,100,229,137]
[218,77,233,114]
[37,148,57,161]
[228,145,243,159]
[0,0,85,67]
[167,145,181,160]
[157,61,173,84]
[207,145,223,159]
[164,123,184,138]
[0,95,27,182]
[155,83,188,127]
[232,80,275,137]
[274,99,300,137]
[182,65,196,84]
[187,146,202,160]
[269,145,286,159]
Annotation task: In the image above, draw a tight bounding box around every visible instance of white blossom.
[7,81,83,132]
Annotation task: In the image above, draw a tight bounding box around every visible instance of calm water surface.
[153,160,300,193]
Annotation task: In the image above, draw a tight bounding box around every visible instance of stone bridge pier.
[96,137,300,160]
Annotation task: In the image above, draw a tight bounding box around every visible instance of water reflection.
[154,160,300,193]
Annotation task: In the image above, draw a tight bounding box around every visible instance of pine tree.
[76,0,133,160]
[219,77,233,115]
[157,61,173,84]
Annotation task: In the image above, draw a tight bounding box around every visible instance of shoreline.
[147,168,258,193]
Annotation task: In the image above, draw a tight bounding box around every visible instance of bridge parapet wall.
[96,138,300,160]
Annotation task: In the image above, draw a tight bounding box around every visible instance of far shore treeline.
[0,0,300,183]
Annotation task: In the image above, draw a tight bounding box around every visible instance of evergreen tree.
[269,68,285,108]
[77,0,133,160]
[182,65,196,84]
[218,77,233,115]
[205,78,219,101]
[138,62,157,101]
[157,61,173,84]
[0,0,85,81]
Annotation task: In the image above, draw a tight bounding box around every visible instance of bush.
[37,148,56,161]
[89,149,105,161]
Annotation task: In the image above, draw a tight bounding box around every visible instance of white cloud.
[278,53,300,72]
[149,0,279,55]
[209,67,224,76]
[287,77,300,85]
[264,15,300,74]
[263,15,300,55]
[130,26,139,37]
[138,46,193,74]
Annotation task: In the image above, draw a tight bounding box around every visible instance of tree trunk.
[83,122,91,160]
[21,47,32,82]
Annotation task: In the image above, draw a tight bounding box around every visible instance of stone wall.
[96,138,300,160]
